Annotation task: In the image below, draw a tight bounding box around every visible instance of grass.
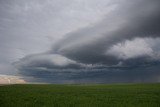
[0,83,160,107]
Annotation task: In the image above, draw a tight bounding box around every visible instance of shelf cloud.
[1,0,160,83]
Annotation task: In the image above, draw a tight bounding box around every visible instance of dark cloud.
[19,65,160,83]
[13,0,160,83]
[52,0,160,64]
[14,54,89,70]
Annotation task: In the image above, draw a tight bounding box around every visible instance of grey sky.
[0,0,114,74]
[0,0,160,83]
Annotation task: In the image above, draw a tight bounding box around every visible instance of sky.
[0,0,160,83]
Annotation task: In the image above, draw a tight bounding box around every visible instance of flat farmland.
[0,83,160,107]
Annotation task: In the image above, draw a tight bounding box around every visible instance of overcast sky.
[0,0,160,83]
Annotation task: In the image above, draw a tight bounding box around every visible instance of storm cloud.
[51,0,160,65]
[1,0,160,83]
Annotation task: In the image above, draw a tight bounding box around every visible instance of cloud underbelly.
[13,0,160,83]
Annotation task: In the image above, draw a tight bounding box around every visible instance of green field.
[0,83,160,107]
